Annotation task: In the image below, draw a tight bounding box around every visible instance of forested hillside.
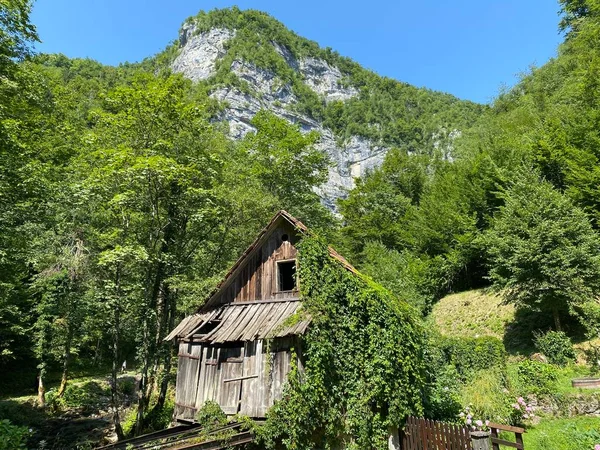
[2,0,600,449]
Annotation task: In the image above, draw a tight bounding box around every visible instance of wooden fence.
[401,417,472,450]
[489,422,525,450]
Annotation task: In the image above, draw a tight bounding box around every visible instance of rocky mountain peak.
[169,9,481,208]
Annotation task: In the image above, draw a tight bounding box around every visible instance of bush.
[459,369,514,424]
[195,401,227,431]
[534,331,576,366]
[515,360,558,395]
[439,336,507,378]
[422,364,462,421]
[0,419,29,450]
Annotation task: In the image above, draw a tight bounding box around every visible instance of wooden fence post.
[470,431,491,450]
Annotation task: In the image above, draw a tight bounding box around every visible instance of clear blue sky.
[30,0,563,104]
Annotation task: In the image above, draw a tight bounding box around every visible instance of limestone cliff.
[169,14,481,207]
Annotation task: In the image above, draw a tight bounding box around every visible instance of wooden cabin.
[166,210,358,422]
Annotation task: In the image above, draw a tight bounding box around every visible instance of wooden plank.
[228,304,262,342]
[240,303,274,341]
[205,306,246,342]
[265,302,297,338]
[255,302,287,339]
[488,422,525,434]
[219,298,301,306]
[490,437,523,449]
[223,374,259,383]
[515,432,524,449]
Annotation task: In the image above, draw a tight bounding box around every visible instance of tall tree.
[81,73,225,435]
[484,171,600,331]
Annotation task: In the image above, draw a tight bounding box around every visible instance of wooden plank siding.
[208,222,300,307]
[175,338,298,421]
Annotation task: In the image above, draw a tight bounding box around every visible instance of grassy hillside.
[431,290,514,340]
[431,289,599,355]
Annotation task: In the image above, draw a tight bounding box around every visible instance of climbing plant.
[257,235,425,450]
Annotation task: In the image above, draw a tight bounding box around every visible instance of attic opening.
[277,259,296,292]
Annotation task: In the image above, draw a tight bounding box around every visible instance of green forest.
[1,1,600,449]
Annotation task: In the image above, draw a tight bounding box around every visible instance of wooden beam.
[488,422,525,434]
[223,374,259,383]
[490,437,524,449]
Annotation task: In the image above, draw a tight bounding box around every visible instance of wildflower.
[517,397,525,404]
[594,445,600,450]
[475,420,483,428]
[466,419,472,425]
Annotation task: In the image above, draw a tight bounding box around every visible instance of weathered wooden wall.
[174,337,297,420]
[210,223,299,306]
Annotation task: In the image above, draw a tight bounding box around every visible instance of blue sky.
[30,1,563,104]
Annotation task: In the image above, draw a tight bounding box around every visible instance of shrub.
[534,331,576,366]
[459,369,514,424]
[117,377,136,396]
[0,419,29,450]
[423,364,462,421]
[439,336,507,378]
[196,401,227,430]
[515,360,558,395]
[60,381,110,409]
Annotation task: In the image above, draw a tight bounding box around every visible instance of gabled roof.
[201,210,357,311]
[166,210,358,342]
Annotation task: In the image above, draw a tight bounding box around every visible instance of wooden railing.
[488,422,525,450]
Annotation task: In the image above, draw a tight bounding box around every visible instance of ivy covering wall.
[257,236,425,450]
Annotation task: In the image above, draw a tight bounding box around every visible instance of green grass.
[432,289,594,355]
[432,290,515,340]
[523,416,600,450]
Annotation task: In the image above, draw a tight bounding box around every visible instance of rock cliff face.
[171,23,389,206]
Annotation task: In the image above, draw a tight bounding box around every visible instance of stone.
[171,23,388,208]
[171,26,235,82]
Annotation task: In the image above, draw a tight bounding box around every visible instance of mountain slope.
[151,7,485,206]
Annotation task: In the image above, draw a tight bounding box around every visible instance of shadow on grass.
[503,307,586,356]
[0,397,114,449]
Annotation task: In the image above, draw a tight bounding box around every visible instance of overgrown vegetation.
[257,236,425,450]
[4,0,600,448]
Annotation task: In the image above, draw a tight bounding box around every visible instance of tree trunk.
[111,308,124,440]
[111,264,125,440]
[37,369,46,407]
[135,319,151,436]
[154,289,177,412]
[553,307,562,331]
[57,326,74,398]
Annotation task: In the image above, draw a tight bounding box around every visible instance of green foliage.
[258,236,425,450]
[533,331,576,366]
[195,401,228,431]
[436,335,507,379]
[484,172,600,331]
[0,419,29,450]
[422,363,463,421]
[459,369,515,425]
[515,360,559,395]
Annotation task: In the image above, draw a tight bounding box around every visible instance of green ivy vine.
[256,236,425,449]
